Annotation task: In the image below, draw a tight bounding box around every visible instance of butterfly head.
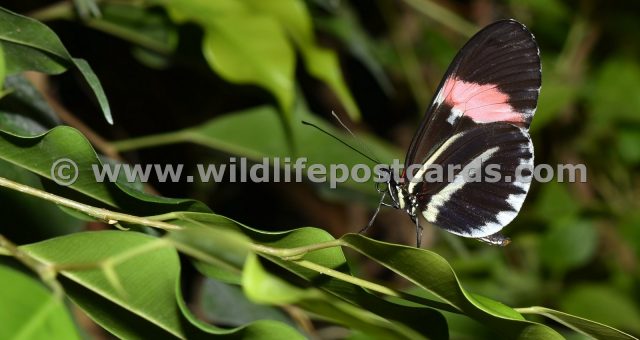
[375,166,412,212]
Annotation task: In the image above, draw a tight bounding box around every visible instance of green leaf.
[198,278,295,327]
[167,212,448,339]
[0,7,112,124]
[242,253,310,305]
[114,105,400,203]
[0,110,48,136]
[244,0,361,120]
[531,68,579,132]
[2,75,62,127]
[243,256,414,339]
[24,230,303,339]
[539,218,597,274]
[22,231,184,338]
[619,213,640,258]
[155,0,360,120]
[169,222,252,274]
[158,0,295,116]
[315,5,394,96]
[175,270,306,339]
[0,158,84,242]
[0,111,84,241]
[587,58,640,126]
[519,306,637,340]
[21,230,304,339]
[534,182,581,222]
[340,234,565,339]
[0,42,5,93]
[202,16,294,115]
[300,45,360,120]
[73,0,101,19]
[89,3,178,68]
[186,106,289,159]
[507,0,569,20]
[0,265,80,340]
[560,284,640,335]
[617,129,640,164]
[0,8,68,74]
[0,125,209,215]
[249,234,447,339]
[70,58,111,124]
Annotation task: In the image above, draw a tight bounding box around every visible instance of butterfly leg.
[413,216,424,248]
[360,192,387,234]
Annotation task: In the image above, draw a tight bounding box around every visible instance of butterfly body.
[368,19,541,247]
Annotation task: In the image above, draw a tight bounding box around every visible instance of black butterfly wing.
[407,121,533,239]
[404,19,540,177]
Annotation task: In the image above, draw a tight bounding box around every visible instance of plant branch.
[84,18,174,55]
[0,176,181,231]
[251,240,460,313]
[23,72,161,195]
[250,239,344,260]
[402,0,477,37]
[251,240,398,296]
[290,259,400,297]
[0,234,63,297]
[24,72,122,162]
[28,1,74,21]
[112,131,191,152]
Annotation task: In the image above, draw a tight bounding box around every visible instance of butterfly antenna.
[301,120,380,164]
[330,111,382,164]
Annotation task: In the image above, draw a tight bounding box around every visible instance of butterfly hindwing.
[404,20,540,176]
[407,121,533,238]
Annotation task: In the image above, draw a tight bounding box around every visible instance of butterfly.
[365,19,541,247]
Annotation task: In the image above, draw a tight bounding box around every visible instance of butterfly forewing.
[404,20,540,175]
[397,19,540,243]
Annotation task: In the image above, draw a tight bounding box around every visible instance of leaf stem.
[250,239,344,260]
[402,0,476,37]
[84,18,174,55]
[251,240,460,312]
[111,131,190,152]
[514,307,541,314]
[251,240,399,295]
[0,176,181,231]
[28,1,74,21]
[291,259,400,297]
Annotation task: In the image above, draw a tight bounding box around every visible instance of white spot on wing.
[474,191,528,237]
[511,129,534,192]
[478,211,517,237]
[506,193,527,210]
[447,108,463,125]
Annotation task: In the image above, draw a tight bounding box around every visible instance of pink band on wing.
[442,77,523,123]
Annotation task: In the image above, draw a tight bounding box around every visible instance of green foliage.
[0,266,80,340]
[560,285,640,335]
[151,0,359,121]
[0,1,638,339]
[0,8,112,124]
